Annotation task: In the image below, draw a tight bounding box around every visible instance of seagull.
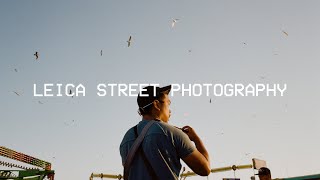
[100,50,102,56]
[171,19,179,28]
[13,91,20,96]
[282,30,289,36]
[216,132,224,135]
[259,76,266,80]
[34,52,39,60]
[69,89,74,98]
[64,120,76,127]
[127,36,132,47]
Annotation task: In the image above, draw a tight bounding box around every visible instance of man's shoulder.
[120,120,186,145]
[148,121,186,139]
[120,126,136,146]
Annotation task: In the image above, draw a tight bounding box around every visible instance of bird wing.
[282,31,288,36]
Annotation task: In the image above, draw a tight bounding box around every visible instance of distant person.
[256,167,272,180]
[120,85,211,179]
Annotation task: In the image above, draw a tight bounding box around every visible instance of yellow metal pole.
[90,173,122,179]
[180,164,253,177]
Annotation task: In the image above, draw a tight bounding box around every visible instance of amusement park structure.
[0,146,54,180]
[2,146,319,180]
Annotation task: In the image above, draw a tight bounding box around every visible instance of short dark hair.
[255,167,271,176]
[137,85,171,116]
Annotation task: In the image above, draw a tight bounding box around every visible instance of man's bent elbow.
[197,164,211,176]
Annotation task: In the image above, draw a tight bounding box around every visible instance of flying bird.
[38,101,43,104]
[259,76,266,80]
[100,50,102,56]
[127,36,132,47]
[171,19,179,28]
[252,113,257,118]
[282,30,289,36]
[34,52,39,60]
[13,91,20,96]
[64,120,76,127]
[209,98,212,103]
[14,68,18,72]
[69,89,74,98]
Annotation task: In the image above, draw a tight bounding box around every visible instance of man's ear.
[153,100,161,110]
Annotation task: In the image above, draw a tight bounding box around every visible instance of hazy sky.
[1,1,320,179]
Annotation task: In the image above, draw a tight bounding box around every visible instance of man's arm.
[181,126,211,176]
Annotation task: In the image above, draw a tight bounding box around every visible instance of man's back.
[120,119,195,180]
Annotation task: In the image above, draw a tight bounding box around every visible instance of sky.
[1,0,320,179]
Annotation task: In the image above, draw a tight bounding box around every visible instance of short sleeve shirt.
[120,119,196,180]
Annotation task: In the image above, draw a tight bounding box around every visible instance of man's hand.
[182,126,199,142]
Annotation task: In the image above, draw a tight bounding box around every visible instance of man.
[256,167,272,180]
[120,85,211,179]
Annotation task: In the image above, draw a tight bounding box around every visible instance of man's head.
[255,167,271,180]
[137,85,171,123]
